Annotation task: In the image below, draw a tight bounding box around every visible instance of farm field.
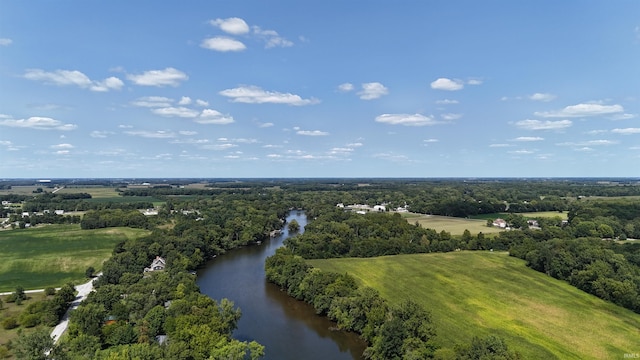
[0,224,150,292]
[56,186,122,198]
[470,211,568,220]
[400,212,503,235]
[309,252,640,360]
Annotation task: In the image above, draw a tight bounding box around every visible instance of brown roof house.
[144,256,166,273]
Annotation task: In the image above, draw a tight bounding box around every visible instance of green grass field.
[400,213,503,235]
[56,186,122,198]
[309,252,640,359]
[0,224,150,292]
[470,211,568,220]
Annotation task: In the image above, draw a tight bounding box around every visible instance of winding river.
[197,211,367,360]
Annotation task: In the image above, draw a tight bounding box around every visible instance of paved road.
[50,275,100,344]
[0,288,60,296]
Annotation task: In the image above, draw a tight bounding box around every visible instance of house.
[54,210,64,215]
[144,256,166,272]
[373,205,386,212]
[492,218,507,228]
[22,212,30,218]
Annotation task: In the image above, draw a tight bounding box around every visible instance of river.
[197,211,367,360]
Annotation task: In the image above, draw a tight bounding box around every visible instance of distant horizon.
[1,1,639,177]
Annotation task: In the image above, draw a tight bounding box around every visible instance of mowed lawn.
[309,252,640,359]
[400,212,503,235]
[0,225,149,291]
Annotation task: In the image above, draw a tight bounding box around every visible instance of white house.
[373,205,386,212]
[492,219,507,228]
[144,256,166,272]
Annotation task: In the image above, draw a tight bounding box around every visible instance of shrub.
[19,314,39,328]
[44,287,56,296]
[2,317,18,330]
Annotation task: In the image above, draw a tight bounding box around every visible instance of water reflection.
[197,212,367,360]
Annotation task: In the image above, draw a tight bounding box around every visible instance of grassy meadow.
[309,252,640,359]
[400,213,503,235]
[470,211,569,220]
[0,224,150,292]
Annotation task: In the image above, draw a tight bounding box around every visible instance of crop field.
[400,213,503,235]
[309,252,640,359]
[0,224,150,292]
[56,186,122,198]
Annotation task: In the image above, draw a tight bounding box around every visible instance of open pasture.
[471,211,568,220]
[0,224,149,292]
[56,186,122,199]
[310,252,640,359]
[400,212,502,235]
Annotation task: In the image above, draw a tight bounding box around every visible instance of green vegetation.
[0,225,149,291]
[309,251,640,359]
[401,213,503,235]
[470,211,568,220]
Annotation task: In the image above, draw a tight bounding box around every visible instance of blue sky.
[1,1,639,178]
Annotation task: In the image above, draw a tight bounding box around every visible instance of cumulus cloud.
[24,69,123,92]
[338,83,354,92]
[195,99,209,107]
[535,103,624,118]
[529,93,556,102]
[297,130,329,136]
[441,113,462,121]
[152,107,200,118]
[126,67,188,87]
[196,109,235,125]
[178,96,192,105]
[252,26,293,48]
[258,122,274,128]
[124,130,176,138]
[0,115,77,130]
[430,78,464,91]
[610,113,636,120]
[130,96,174,108]
[514,119,572,130]
[611,128,640,135]
[375,113,438,126]
[489,144,512,148]
[51,143,74,149]
[467,79,483,85]
[201,37,247,52]
[358,82,389,100]
[210,17,250,35]
[423,139,439,143]
[513,136,544,141]
[556,139,619,146]
[436,99,459,105]
[0,38,12,46]
[179,131,198,136]
[219,85,319,105]
[90,130,115,138]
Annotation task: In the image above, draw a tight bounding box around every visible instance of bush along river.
[197,211,367,360]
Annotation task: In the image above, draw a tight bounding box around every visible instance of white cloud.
[373,152,410,162]
[297,130,329,136]
[509,149,535,154]
[586,129,608,135]
[467,79,482,85]
[610,113,636,120]
[90,131,115,138]
[556,139,619,146]
[423,139,439,143]
[489,144,511,147]
[535,103,624,118]
[196,109,235,125]
[179,131,198,136]
[202,143,237,150]
[210,17,250,35]
[201,37,247,52]
[436,99,459,105]
[0,38,12,46]
[611,128,640,135]
[529,93,556,102]
[55,150,71,155]
[24,69,123,92]
[152,107,199,118]
[441,113,462,121]
[338,83,354,92]
[513,136,544,142]
[131,96,174,108]
[126,67,188,87]
[90,77,124,92]
[124,130,175,138]
[358,82,389,100]
[375,113,438,126]
[258,122,274,128]
[178,96,192,105]
[252,26,293,48]
[51,143,74,149]
[219,85,319,105]
[195,99,209,107]
[0,116,76,130]
[430,78,464,91]
[515,119,572,130]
